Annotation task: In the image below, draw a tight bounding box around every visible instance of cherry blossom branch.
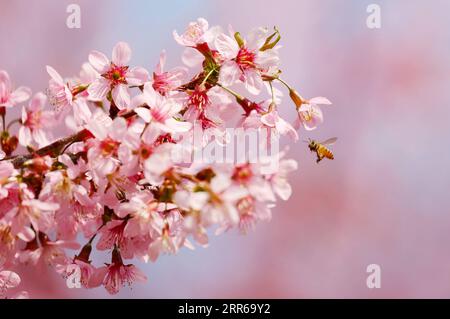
[1,107,139,168]
[0,18,334,297]
[6,118,21,131]
[2,129,92,168]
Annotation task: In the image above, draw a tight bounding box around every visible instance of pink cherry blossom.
[0,270,20,291]
[116,192,165,238]
[0,19,333,295]
[235,195,274,233]
[215,28,279,95]
[46,66,73,114]
[173,18,210,47]
[264,155,298,200]
[0,269,27,298]
[206,173,249,226]
[174,190,209,246]
[173,18,223,67]
[87,42,149,110]
[0,70,31,108]
[143,143,176,185]
[133,83,192,134]
[147,209,187,262]
[78,62,99,86]
[39,156,98,240]
[17,234,79,267]
[243,109,298,141]
[152,50,188,95]
[117,120,158,176]
[0,161,15,200]
[58,259,98,289]
[294,96,332,131]
[6,194,60,242]
[182,86,231,130]
[260,110,299,141]
[97,248,147,295]
[85,114,126,178]
[18,92,55,147]
[96,219,136,259]
[231,163,275,202]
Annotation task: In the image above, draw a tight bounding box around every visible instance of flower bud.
[289,89,305,108]
[234,32,245,48]
[102,206,114,225]
[260,27,281,51]
[195,167,216,182]
[236,96,263,115]
[1,132,18,156]
[195,42,214,60]
[75,243,92,263]
[111,247,123,265]
[24,157,49,173]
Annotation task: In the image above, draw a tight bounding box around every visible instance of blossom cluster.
[0,18,332,296]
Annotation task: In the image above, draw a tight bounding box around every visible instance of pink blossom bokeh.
[1,0,450,298]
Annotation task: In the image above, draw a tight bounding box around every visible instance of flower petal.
[18,126,32,146]
[89,50,110,73]
[134,107,152,123]
[219,61,240,86]
[164,118,192,133]
[155,50,166,73]
[112,42,131,66]
[181,48,204,67]
[28,92,47,111]
[87,78,110,101]
[33,129,50,148]
[112,85,130,110]
[0,271,21,289]
[215,33,239,59]
[273,179,292,200]
[261,112,277,127]
[243,69,263,95]
[127,67,149,86]
[0,70,11,90]
[309,96,332,105]
[10,87,32,105]
[46,65,64,84]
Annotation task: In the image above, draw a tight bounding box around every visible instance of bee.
[307,137,337,163]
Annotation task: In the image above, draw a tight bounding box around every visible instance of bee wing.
[320,137,338,146]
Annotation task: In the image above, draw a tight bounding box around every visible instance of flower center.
[198,112,216,130]
[302,110,312,122]
[232,164,253,184]
[55,176,73,199]
[236,196,255,216]
[46,86,71,112]
[185,23,203,41]
[188,88,209,112]
[0,225,13,248]
[235,47,256,71]
[100,137,120,156]
[0,96,8,104]
[103,64,128,86]
[152,73,171,95]
[25,110,42,129]
[138,144,152,160]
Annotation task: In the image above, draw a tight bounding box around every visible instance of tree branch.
[2,129,93,168]
[1,109,137,168]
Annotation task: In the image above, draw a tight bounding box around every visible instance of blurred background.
[1,0,450,298]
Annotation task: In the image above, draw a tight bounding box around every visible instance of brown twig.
[2,129,93,168]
